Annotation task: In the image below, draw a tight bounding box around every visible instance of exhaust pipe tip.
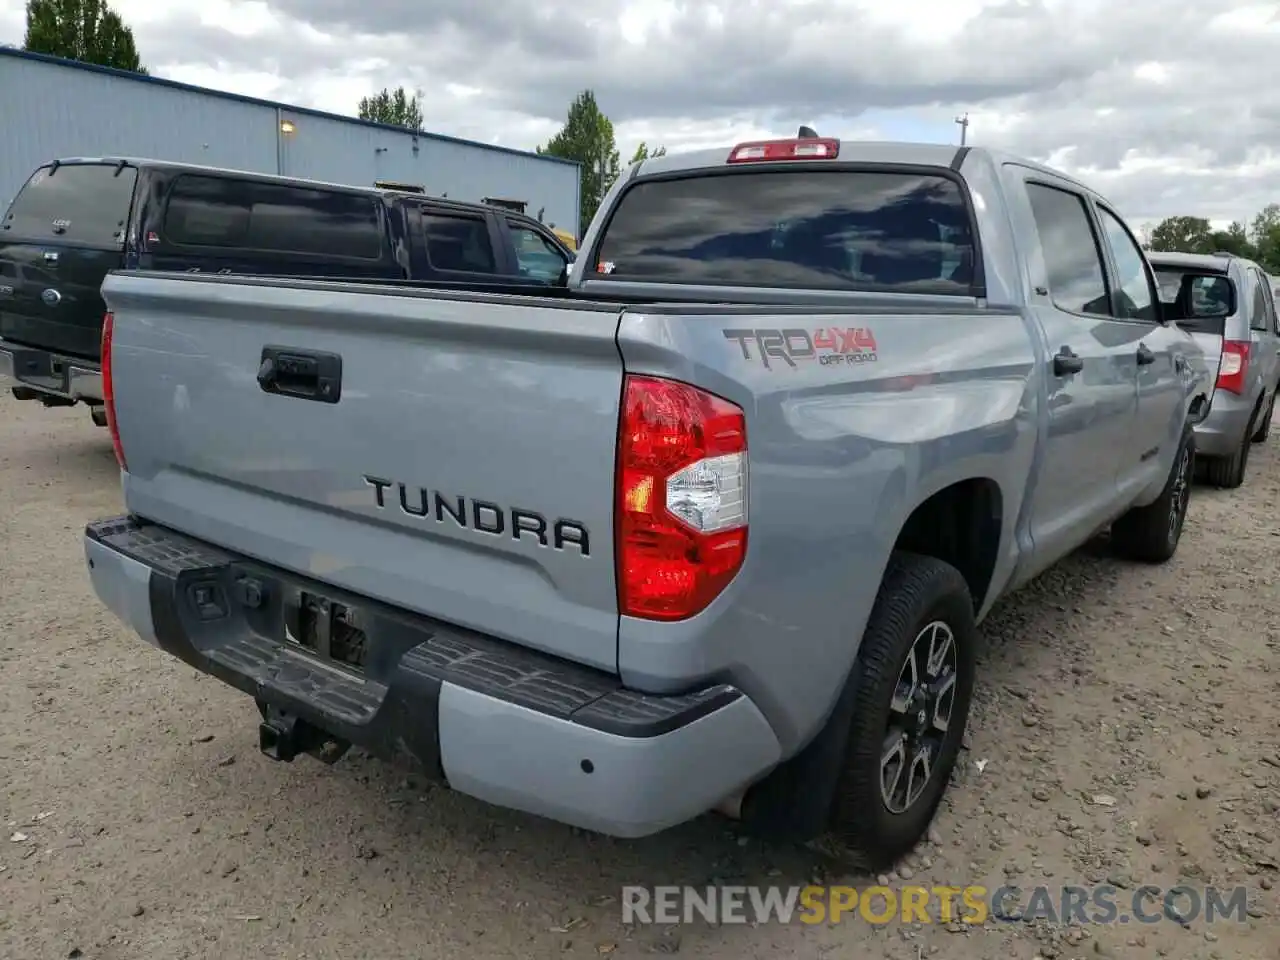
[714,789,745,820]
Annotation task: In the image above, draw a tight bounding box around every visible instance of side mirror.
[1176,272,1235,321]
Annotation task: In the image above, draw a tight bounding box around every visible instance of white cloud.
[1,0,1277,230]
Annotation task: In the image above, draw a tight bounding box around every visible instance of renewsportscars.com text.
[621,883,1250,926]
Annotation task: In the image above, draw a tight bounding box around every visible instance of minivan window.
[1250,268,1271,332]
[1263,274,1280,334]
[2,163,137,248]
[1025,183,1110,317]
[419,212,496,273]
[1153,266,1232,323]
[591,170,977,292]
[161,175,383,259]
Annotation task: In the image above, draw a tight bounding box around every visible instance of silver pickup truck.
[83,136,1230,868]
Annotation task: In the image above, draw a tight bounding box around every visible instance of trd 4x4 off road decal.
[722,327,878,370]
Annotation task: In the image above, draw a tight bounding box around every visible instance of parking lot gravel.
[1,390,1277,960]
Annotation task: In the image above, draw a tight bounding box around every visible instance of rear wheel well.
[893,479,1002,612]
[735,478,1003,845]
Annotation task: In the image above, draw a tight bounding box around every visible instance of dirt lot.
[1,390,1277,960]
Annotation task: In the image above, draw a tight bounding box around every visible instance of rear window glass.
[591,169,977,292]
[1153,264,1233,332]
[2,163,137,248]
[419,212,496,273]
[1153,266,1230,307]
[160,175,383,259]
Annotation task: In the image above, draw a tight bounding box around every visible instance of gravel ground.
[1,390,1278,960]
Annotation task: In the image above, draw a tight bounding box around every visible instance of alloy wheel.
[880,620,958,815]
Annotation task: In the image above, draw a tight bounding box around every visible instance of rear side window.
[1025,183,1109,317]
[2,163,137,248]
[419,212,496,273]
[160,175,383,259]
[591,169,977,292]
[1250,268,1273,332]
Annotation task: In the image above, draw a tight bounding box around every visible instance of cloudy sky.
[2,0,1278,231]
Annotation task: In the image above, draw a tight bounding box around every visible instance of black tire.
[1251,393,1274,443]
[827,552,977,869]
[1203,416,1252,489]
[1111,425,1194,563]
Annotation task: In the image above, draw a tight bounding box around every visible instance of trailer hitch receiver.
[257,705,349,764]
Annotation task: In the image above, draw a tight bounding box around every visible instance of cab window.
[593,169,976,291]
[509,222,569,281]
[419,212,496,273]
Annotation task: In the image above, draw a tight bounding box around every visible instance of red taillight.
[616,376,748,621]
[727,137,840,164]
[1216,340,1249,395]
[101,310,127,470]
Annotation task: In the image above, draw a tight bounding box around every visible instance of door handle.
[1136,343,1156,366]
[1174,354,1188,373]
[1053,345,1084,377]
[258,346,343,403]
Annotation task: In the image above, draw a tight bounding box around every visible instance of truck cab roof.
[628,139,1098,196]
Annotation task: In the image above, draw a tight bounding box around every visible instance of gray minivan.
[1150,251,1280,488]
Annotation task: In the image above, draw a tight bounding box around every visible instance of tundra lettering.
[362,475,590,555]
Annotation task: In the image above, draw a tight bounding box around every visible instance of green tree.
[630,141,667,165]
[1149,215,1215,254]
[1249,203,1280,243]
[1249,203,1280,273]
[1207,221,1255,258]
[357,86,424,131]
[24,0,147,73]
[537,90,621,236]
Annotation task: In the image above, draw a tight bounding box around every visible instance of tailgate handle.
[257,346,342,404]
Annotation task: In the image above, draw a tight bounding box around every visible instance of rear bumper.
[84,515,781,838]
[0,337,102,404]
[1193,388,1257,458]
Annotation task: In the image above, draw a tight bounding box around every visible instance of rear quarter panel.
[615,304,1041,752]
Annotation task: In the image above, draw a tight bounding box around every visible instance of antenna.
[797,125,819,139]
[954,113,970,146]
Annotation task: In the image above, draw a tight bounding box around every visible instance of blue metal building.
[0,47,581,236]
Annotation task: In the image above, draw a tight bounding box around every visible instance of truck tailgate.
[101,272,625,672]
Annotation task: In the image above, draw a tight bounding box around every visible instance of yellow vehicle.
[552,228,577,252]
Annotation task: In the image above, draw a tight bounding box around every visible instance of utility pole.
[955,112,970,146]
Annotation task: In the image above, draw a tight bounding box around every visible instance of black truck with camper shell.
[0,157,574,424]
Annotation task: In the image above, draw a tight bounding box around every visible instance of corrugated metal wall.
[0,50,581,235]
